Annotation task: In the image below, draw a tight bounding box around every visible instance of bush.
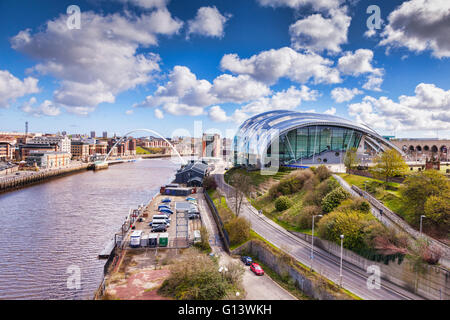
[158,249,229,300]
[203,176,217,190]
[424,195,450,231]
[305,177,340,206]
[275,196,293,211]
[315,165,331,182]
[295,205,322,229]
[225,216,251,246]
[321,187,350,213]
[337,198,371,214]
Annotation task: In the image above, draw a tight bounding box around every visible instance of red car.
[250,263,264,276]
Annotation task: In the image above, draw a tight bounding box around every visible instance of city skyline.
[1,0,449,139]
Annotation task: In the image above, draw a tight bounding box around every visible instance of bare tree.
[229,172,252,217]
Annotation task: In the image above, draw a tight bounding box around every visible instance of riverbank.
[0,154,173,194]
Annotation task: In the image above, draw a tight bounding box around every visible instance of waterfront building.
[175,160,209,186]
[27,135,71,154]
[234,110,402,168]
[26,151,71,169]
[71,141,90,161]
[18,143,57,161]
[0,137,16,161]
[389,138,449,162]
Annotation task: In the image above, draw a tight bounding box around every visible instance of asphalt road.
[213,164,424,300]
[198,189,296,300]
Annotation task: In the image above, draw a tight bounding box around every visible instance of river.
[0,158,180,299]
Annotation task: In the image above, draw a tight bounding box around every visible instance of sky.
[0,0,449,139]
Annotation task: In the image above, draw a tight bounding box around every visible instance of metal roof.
[235,110,402,154]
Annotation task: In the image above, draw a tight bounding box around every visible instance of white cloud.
[240,85,318,114]
[136,65,271,116]
[187,6,231,38]
[0,70,39,108]
[220,47,341,85]
[348,83,450,132]
[337,49,382,76]
[208,105,229,122]
[362,75,383,92]
[208,85,319,123]
[212,74,271,103]
[20,97,61,117]
[289,8,351,53]
[125,109,134,115]
[324,107,336,115]
[116,0,169,9]
[256,0,344,11]
[331,87,363,103]
[337,49,384,92]
[154,108,164,119]
[11,9,182,114]
[379,0,450,58]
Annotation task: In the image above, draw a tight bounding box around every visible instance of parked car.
[186,197,196,201]
[159,208,173,215]
[151,224,167,232]
[188,213,200,220]
[241,256,253,266]
[161,198,171,203]
[250,263,264,276]
[158,205,170,211]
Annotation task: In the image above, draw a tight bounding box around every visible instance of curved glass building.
[233,110,401,167]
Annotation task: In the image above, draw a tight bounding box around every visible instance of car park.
[241,256,253,265]
[250,263,264,276]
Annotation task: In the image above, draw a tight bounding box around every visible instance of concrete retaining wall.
[233,240,354,300]
[291,231,449,300]
[0,164,89,193]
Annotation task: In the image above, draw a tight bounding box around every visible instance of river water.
[0,158,180,299]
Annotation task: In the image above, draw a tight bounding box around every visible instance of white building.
[27,136,72,154]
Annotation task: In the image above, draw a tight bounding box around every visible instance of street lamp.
[420,215,426,235]
[339,234,344,287]
[310,214,323,270]
[364,180,369,192]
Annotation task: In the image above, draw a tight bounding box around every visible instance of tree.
[229,172,252,217]
[321,187,350,213]
[370,149,408,184]
[344,147,358,172]
[225,216,251,246]
[275,196,293,211]
[424,195,450,231]
[401,170,450,226]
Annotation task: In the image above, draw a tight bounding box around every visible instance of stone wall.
[291,231,449,300]
[233,240,354,300]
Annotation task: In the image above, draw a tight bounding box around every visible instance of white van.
[152,218,170,227]
[153,214,171,222]
[130,230,143,248]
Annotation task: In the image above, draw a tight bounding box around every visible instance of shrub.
[295,205,322,229]
[275,196,293,211]
[203,176,217,190]
[158,249,229,300]
[321,187,350,213]
[225,216,251,246]
[424,195,450,231]
[315,165,331,182]
[337,198,371,214]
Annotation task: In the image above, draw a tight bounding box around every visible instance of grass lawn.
[136,146,150,154]
[224,167,294,189]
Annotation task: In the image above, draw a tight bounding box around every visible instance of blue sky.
[0,0,449,139]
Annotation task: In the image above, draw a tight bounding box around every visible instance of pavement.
[197,188,296,300]
[213,163,424,300]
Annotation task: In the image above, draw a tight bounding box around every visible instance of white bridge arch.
[103,129,187,165]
